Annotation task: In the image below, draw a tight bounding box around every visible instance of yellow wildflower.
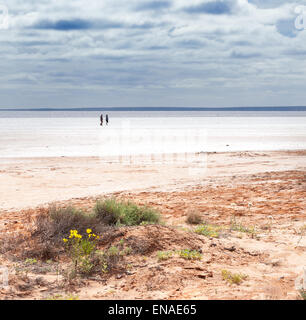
[86,229,92,234]
[68,229,82,239]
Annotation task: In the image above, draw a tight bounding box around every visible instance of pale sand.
[0,150,305,212]
[0,150,305,300]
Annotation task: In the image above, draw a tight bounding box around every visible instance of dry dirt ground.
[0,151,305,300]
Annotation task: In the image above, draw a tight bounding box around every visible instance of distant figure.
[106,114,109,125]
[100,114,103,126]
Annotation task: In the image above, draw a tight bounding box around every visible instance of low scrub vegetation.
[94,198,160,226]
[156,249,202,261]
[61,228,133,280]
[1,198,160,286]
[178,249,202,260]
[32,199,160,248]
[33,205,102,246]
[299,290,306,300]
[230,217,256,236]
[157,251,174,261]
[221,269,248,285]
[195,223,221,238]
[47,294,79,300]
[63,228,100,277]
[186,211,203,225]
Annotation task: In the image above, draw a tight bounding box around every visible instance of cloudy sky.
[0,0,306,108]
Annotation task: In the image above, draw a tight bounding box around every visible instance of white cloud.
[0,0,306,107]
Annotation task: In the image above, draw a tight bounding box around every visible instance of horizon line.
[1,106,306,112]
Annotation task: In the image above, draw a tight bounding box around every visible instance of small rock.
[224,245,236,252]
[126,271,135,275]
[271,259,281,267]
[35,277,46,286]
[17,283,32,291]
[247,250,260,256]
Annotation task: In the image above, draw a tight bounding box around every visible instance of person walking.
[100,114,103,126]
[106,114,109,125]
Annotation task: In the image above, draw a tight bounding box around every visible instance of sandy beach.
[0,150,305,300]
[0,150,305,212]
[2,0,306,304]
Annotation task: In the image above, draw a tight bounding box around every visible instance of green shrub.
[195,223,221,238]
[299,290,306,300]
[93,245,128,274]
[93,199,119,225]
[24,258,37,265]
[94,198,160,226]
[47,294,79,300]
[62,229,131,277]
[63,229,100,275]
[230,217,256,235]
[157,251,173,261]
[177,249,202,260]
[221,269,248,285]
[37,206,99,243]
